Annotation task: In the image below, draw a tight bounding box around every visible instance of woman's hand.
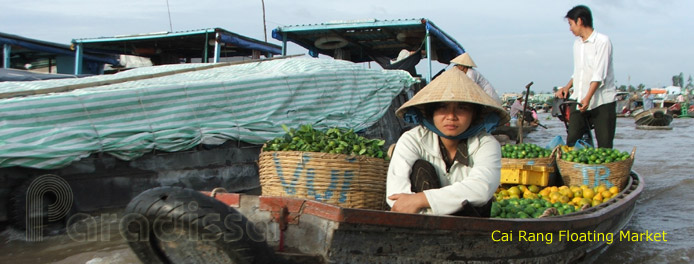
[388,192,429,214]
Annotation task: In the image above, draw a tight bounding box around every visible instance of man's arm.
[580,81,600,112]
[555,79,574,99]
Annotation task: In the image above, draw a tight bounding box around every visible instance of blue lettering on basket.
[574,164,613,188]
[338,170,354,203]
[273,153,312,195]
[307,170,337,201]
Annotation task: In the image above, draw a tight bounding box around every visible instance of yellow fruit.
[499,190,509,197]
[539,189,550,198]
[550,186,559,193]
[609,186,619,195]
[523,192,538,199]
[591,200,601,207]
[550,191,562,201]
[580,198,592,207]
[518,185,527,193]
[583,189,595,200]
[570,186,581,193]
[596,185,608,194]
[560,195,570,204]
[528,185,540,193]
[572,197,583,204]
[507,186,521,196]
[573,189,583,198]
[593,193,603,202]
[560,188,574,199]
[580,185,589,190]
[601,190,612,199]
[559,185,570,191]
[509,194,520,199]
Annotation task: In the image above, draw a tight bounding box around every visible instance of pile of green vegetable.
[263,124,387,159]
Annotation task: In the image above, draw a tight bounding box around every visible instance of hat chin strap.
[405,108,501,140]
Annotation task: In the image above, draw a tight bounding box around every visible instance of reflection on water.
[1,113,693,263]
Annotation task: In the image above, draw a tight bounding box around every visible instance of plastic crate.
[500,164,553,186]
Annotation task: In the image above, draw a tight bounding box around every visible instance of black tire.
[120,186,283,264]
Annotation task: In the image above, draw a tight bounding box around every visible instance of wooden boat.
[492,124,538,141]
[121,171,643,263]
[634,107,673,129]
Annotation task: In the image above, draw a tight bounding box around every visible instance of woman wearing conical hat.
[450,53,503,105]
[386,67,509,215]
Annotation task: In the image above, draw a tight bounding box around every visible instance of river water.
[1,112,692,263]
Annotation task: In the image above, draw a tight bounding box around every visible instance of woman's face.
[432,102,475,137]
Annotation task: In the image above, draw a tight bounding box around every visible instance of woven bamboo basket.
[556,147,636,191]
[258,150,389,210]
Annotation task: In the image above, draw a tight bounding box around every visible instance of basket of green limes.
[501,143,556,167]
[258,124,388,210]
[556,146,635,191]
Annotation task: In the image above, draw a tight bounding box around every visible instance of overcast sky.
[2,0,692,94]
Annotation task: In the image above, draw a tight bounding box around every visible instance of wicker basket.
[556,147,636,190]
[258,150,388,210]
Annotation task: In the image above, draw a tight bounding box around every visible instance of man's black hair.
[565,5,593,28]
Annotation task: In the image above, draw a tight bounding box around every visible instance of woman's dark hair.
[565,5,593,28]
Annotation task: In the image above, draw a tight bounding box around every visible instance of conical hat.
[450,53,477,68]
[396,68,510,126]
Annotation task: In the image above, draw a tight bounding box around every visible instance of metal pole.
[281,33,287,56]
[2,44,10,68]
[213,32,221,63]
[74,43,83,75]
[425,27,432,83]
[261,0,267,42]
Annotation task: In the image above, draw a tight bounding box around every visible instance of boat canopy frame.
[272,18,465,83]
[71,28,282,74]
[0,32,118,71]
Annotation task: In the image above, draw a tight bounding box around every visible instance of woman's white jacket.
[386,126,501,215]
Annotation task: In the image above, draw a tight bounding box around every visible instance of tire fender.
[120,187,283,264]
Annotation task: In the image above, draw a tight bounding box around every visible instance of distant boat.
[634,107,673,130]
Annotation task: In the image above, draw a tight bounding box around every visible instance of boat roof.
[0,57,416,169]
[72,28,282,61]
[0,31,119,67]
[272,18,465,65]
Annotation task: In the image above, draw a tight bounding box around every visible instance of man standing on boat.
[509,97,524,126]
[643,88,655,110]
[450,53,503,105]
[554,5,617,148]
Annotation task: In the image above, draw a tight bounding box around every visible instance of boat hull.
[634,108,673,127]
[207,172,643,263]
